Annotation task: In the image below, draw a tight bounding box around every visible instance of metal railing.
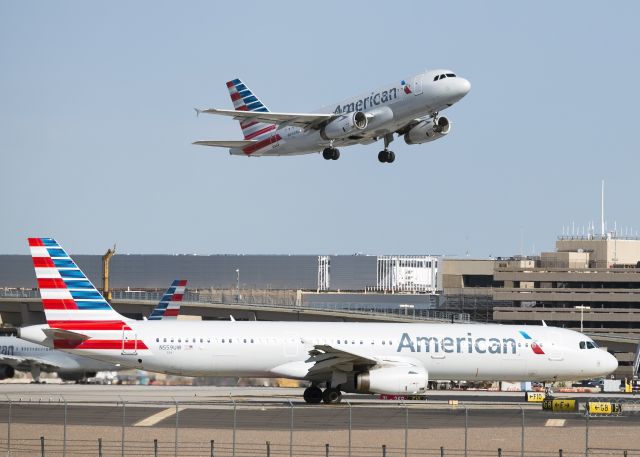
[0,288,469,322]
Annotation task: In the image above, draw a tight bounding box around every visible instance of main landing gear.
[303,385,342,404]
[378,133,395,164]
[322,147,340,160]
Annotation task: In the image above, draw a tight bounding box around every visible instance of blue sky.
[1,1,639,256]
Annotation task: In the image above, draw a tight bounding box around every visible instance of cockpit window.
[586,341,596,349]
[446,73,456,77]
[579,341,586,349]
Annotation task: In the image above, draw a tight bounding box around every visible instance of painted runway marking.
[134,406,185,427]
[545,419,566,427]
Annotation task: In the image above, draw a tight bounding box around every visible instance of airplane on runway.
[1,279,187,382]
[193,69,470,163]
[20,238,617,403]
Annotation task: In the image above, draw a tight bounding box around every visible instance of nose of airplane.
[603,352,619,374]
[457,78,471,97]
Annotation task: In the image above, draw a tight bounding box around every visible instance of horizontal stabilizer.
[42,327,90,341]
[192,140,256,148]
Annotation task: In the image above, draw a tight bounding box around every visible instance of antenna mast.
[600,180,605,237]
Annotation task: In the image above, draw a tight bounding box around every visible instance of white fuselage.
[22,322,617,383]
[230,69,470,157]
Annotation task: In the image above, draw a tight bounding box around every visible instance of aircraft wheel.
[322,387,343,404]
[378,151,387,163]
[303,386,323,404]
[322,148,333,160]
[331,148,340,160]
[386,151,395,163]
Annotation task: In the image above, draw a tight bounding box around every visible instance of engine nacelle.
[355,365,428,395]
[0,364,16,380]
[404,116,451,145]
[321,111,368,140]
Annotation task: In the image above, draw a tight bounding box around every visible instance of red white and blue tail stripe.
[148,280,186,320]
[28,238,146,351]
[226,78,276,141]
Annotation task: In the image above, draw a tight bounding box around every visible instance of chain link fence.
[1,397,639,457]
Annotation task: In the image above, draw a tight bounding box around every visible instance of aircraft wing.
[196,108,334,129]
[305,344,378,375]
[192,140,257,148]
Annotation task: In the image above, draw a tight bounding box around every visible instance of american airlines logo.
[397,332,518,355]
[334,85,401,114]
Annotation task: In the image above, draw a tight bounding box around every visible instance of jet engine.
[0,364,15,380]
[321,111,368,140]
[403,116,451,145]
[355,365,428,395]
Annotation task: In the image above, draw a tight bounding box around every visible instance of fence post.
[498,448,502,457]
[7,399,11,457]
[464,406,468,457]
[232,398,237,457]
[325,443,329,457]
[404,402,409,457]
[519,405,525,457]
[98,438,103,457]
[382,444,387,457]
[288,400,294,457]
[154,438,158,457]
[347,400,352,457]
[121,401,126,457]
[624,451,628,457]
[63,399,68,457]
[585,411,589,457]
[211,440,215,457]
[266,441,271,457]
[40,436,45,457]
[175,400,179,457]
[441,446,444,457]
[558,449,562,457]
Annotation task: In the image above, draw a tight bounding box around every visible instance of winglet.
[194,108,202,117]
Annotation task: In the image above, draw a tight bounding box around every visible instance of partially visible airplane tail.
[226,78,276,140]
[148,280,187,320]
[27,238,144,351]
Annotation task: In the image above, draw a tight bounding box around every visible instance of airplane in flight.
[20,238,617,403]
[193,69,470,163]
[1,279,186,382]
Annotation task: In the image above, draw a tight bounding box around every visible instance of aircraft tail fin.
[148,280,187,320]
[27,238,141,351]
[226,78,276,140]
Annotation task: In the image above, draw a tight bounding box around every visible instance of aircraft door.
[121,326,138,355]
[413,75,423,95]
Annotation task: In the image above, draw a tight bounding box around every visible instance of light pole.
[575,305,591,333]
[235,269,240,302]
